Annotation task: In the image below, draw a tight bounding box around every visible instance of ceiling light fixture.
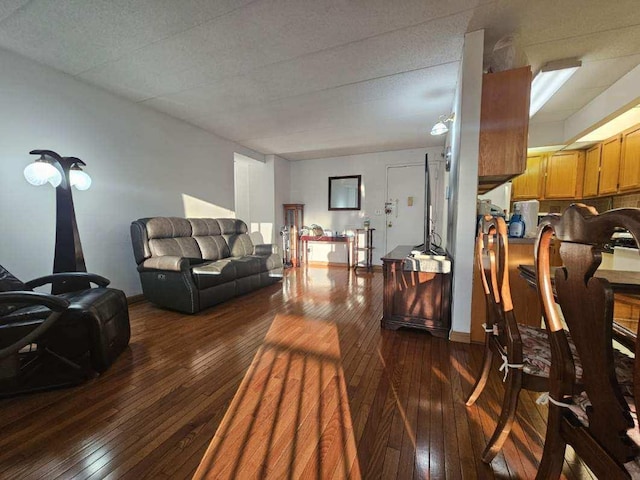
[529,58,582,117]
[430,113,455,136]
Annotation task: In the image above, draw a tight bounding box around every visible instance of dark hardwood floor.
[0,267,595,479]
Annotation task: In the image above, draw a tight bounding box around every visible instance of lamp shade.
[48,168,62,187]
[430,121,449,136]
[24,161,59,186]
[70,169,92,190]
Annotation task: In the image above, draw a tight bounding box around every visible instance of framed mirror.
[328,175,361,211]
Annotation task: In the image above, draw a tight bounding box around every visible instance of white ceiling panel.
[0,0,256,73]
[0,0,29,22]
[238,113,448,160]
[1,0,640,158]
[529,109,579,126]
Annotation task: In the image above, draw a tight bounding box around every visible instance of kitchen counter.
[506,236,537,244]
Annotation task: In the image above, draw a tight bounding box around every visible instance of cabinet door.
[544,150,585,199]
[619,126,640,192]
[599,135,621,195]
[583,144,601,198]
[478,66,531,181]
[512,154,546,200]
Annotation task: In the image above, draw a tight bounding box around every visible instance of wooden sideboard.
[381,245,451,338]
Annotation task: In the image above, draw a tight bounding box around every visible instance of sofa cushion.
[216,219,248,235]
[148,237,201,259]
[146,217,192,239]
[192,260,236,289]
[189,218,222,236]
[194,236,230,261]
[145,217,201,259]
[190,219,230,260]
[227,234,254,257]
[229,257,261,278]
[216,219,254,257]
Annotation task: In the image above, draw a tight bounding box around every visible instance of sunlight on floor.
[193,314,361,479]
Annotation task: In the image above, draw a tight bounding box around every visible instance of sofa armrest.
[138,256,190,272]
[253,244,274,256]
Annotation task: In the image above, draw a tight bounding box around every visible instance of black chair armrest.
[25,273,110,289]
[138,256,190,272]
[253,244,274,256]
[0,292,71,358]
[0,291,70,312]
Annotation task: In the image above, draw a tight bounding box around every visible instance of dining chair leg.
[481,369,522,463]
[465,337,493,406]
[535,406,565,480]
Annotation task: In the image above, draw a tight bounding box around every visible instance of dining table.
[518,264,640,351]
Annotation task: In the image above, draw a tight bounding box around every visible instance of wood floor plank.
[413,325,432,480]
[0,267,599,479]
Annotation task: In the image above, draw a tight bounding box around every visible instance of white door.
[385,164,425,252]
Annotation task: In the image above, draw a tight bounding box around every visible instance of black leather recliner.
[0,265,131,397]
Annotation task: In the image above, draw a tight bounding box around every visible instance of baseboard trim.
[449,330,471,344]
[306,261,350,267]
[127,294,146,305]
[304,262,382,271]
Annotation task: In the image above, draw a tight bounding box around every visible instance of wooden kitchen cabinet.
[613,294,640,336]
[619,125,640,192]
[599,134,621,195]
[582,144,601,198]
[512,153,546,200]
[477,66,531,194]
[544,150,585,199]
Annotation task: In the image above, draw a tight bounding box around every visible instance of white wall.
[447,30,484,338]
[234,153,277,245]
[269,154,291,242]
[290,147,444,265]
[478,182,512,215]
[564,63,640,143]
[0,47,263,295]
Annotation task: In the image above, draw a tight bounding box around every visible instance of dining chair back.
[466,215,550,463]
[535,204,639,479]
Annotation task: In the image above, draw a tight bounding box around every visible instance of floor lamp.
[23,149,92,294]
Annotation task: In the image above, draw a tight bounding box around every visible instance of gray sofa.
[130,217,282,313]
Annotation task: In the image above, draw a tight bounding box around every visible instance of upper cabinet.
[582,144,601,198]
[512,150,585,201]
[599,134,621,195]
[545,150,585,199]
[510,121,640,201]
[619,125,640,192]
[512,154,546,200]
[478,66,532,194]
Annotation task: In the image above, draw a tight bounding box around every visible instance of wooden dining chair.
[535,204,638,479]
[466,215,558,463]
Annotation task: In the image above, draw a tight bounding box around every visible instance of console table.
[300,235,354,269]
[381,245,451,338]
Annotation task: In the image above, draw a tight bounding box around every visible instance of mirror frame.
[328,175,362,211]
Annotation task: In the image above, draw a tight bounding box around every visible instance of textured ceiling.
[1,0,640,160]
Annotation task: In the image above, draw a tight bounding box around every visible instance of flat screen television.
[413,153,444,255]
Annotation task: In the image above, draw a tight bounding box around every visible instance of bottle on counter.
[508,206,525,238]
